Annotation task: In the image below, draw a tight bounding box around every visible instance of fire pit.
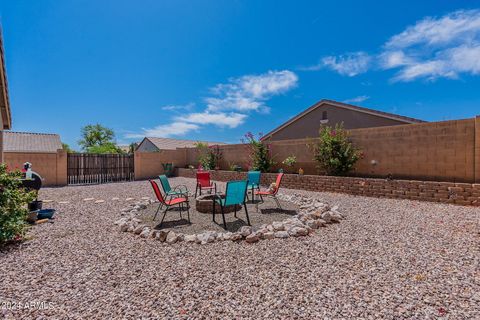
[195,194,242,214]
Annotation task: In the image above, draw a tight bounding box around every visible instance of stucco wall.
[134,149,187,180]
[264,103,414,141]
[181,117,480,183]
[4,149,67,186]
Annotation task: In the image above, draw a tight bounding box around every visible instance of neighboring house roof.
[0,29,12,129]
[3,131,62,153]
[139,137,226,151]
[261,99,426,141]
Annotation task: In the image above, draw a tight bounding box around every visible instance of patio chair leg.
[220,204,227,229]
[274,196,282,210]
[212,197,216,223]
[187,204,190,224]
[243,201,251,226]
[179,203,183,220]
[153,203,162,220]
[234,205,237,218]
[195,185,198,198]
[158,206,169,228]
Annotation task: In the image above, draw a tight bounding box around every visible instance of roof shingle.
[144,137,226,150]
[3,131,62,153]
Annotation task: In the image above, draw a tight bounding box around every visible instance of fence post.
[475,116,480,183]
[56,149,68,186]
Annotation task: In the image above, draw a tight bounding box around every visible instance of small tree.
[0,164,36,245]
[311,123,361,176]
[62,142,74,153]
[78,124,123,154]
[242,132,274,172]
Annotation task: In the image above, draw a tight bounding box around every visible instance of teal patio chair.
[158,175,189,210]
[247,171,261,202]
[212,180,250,229]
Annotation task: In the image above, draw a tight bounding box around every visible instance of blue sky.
[1,1,480,149]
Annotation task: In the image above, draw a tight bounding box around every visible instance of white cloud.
[343,95,370,104]
[382,9,480,81]
[308,9,480,82]
[176,112,246,128]
[206,70,298,112]
[125,122,199,139]
[161,103,195,111]
[304,52,371,76]
[385,9,480,49]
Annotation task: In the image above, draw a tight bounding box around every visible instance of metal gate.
[67,153,134,185]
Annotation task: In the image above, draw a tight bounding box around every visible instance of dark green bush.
[0,164,36,245]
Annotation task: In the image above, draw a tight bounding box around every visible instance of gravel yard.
[1,177,479,319]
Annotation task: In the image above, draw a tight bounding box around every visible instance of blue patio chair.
[212,180,250,229]
[247,171,261,202]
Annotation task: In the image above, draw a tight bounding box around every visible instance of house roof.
[261,99,426,141]
[0,29,12,129]
[140,137,226,150]
[3,131,63,153]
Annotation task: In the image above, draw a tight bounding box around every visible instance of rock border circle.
[114,193,345,245]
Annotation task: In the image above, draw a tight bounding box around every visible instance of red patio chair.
[150,180,190,228]
[255,173,284,211]
[195,171,217,198]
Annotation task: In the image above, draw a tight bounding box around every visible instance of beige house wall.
[264,103,415,141]
[3,148,67,186]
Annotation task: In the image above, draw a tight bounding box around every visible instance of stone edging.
[114,194,345,245]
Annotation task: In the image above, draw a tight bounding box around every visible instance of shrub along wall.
[177,168,480,206]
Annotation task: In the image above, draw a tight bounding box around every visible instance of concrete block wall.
[177,168,480,206]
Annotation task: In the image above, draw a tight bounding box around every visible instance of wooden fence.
[67,153,134,185]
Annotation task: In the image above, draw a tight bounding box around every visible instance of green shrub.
[0,164,36,245]
[282,155,297,172]
[311,123,361,176]
[243,132,275,172]
[195,143,222,170]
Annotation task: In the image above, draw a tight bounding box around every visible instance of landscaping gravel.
[1,177,479,319]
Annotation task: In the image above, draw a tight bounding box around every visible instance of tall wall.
[4,149,67,186]
[182,117,480,183]
[134,149,187,180]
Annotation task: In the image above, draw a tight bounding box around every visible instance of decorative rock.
[111,197,120,200]
[58,201,70,204]
[149,230,158,238]
[156,230,169,242]
[94,200,105,204]
[274,231,289,238]
[83,198,95,201]
[330,212,343,222]
[239,226,252,237]
[127,224,136,232]
[263,232,275,240]
[120,222,129,232]
[321,211,333,223]
[184,234,197,242]
[245,233,260,243]
[230,232,243,241]
[272,221,285,231]
[288,226,308,237]
[223,232,233,241]
[133,225,145,235]
[166,231,178,244]
[125,197,134,201]
[114,218,127,225]
[140,227,151,238]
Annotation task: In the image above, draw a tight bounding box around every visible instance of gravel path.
[1,177,479,319]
